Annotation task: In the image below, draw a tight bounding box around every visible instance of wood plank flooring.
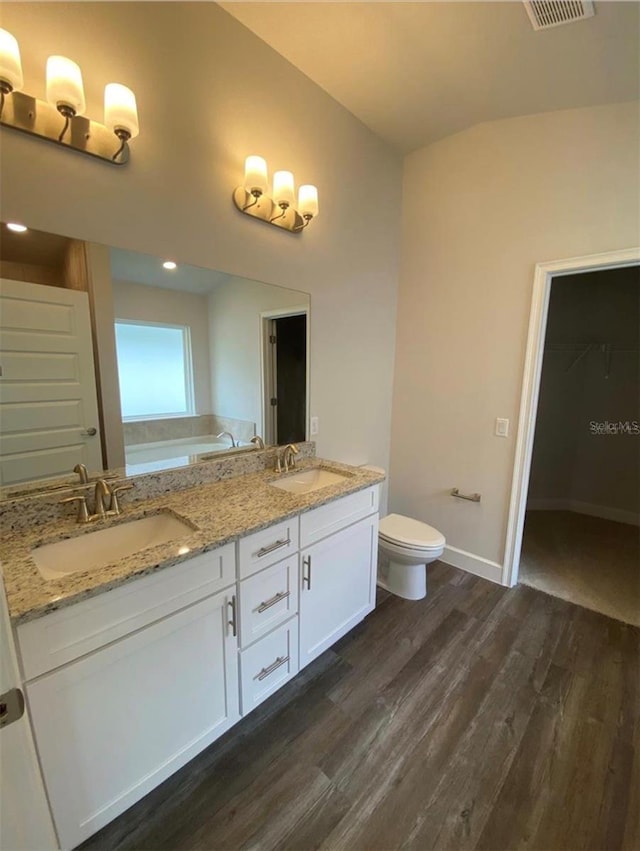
[79,563,640,851]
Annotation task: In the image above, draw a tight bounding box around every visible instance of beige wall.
[113,279,213,417]
[0,2,401,472]
[392,101,640,568]
[208,277,307,433]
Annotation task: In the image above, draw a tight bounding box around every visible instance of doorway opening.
[504,249,639,625]
[261,308,309,446]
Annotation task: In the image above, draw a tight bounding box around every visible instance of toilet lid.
[379,514,445,549]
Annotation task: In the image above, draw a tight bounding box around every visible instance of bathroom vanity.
[0,458,382,849]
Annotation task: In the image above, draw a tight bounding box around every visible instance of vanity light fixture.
[6,222,28,233]
[162,260,177,270]
[233,156,319,234]
[0,28,139,165]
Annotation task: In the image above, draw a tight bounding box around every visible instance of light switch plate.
[310,416,319,436]
[495,418,509,437]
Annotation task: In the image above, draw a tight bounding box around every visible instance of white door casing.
[503,247,640,587]
[0,278,103,485]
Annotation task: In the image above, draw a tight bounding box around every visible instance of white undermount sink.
[269,467,349,495]
[32,512,196,581]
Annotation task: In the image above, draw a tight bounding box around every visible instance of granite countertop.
[1,459,384,626]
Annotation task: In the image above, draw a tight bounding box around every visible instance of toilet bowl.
[377,513,446,600]
[357,466,445,601]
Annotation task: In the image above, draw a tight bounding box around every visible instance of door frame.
[259,305,310,445]
[503,246,640,587]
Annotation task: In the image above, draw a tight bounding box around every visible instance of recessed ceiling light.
[6,222,28,233]
[163,260,177,270]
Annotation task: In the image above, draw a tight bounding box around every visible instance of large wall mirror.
[0,223,310,488]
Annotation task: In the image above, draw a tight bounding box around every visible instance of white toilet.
[360,466,445,600]
[377,513,446,600]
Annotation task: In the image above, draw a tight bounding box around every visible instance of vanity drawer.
[239,555,299,648]
[238,518,299,579]
[300,486,379,548]
[239,617,299,715]
[17,542,236,680]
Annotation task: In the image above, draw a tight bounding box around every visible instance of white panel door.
[26,589,240,850]
[0,278,102,485]
[299,514,378,669]
[0,582,58,850]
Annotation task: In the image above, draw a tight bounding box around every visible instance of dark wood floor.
[80,563,640,851]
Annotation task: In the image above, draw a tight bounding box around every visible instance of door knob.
[81,427,97,436]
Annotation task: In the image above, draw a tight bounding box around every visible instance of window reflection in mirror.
[0,223,310,489]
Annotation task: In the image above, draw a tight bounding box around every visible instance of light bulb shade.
[273,170,295,207]
[46,55,85,115]
[104,83,139,138]
[298,185,319,218]
[244,156,268,195]
[0,28,23,91]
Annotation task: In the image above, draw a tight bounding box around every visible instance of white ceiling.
[221,1,639,153]
[109,248,233,295]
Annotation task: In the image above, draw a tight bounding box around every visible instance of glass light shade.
[104,83,139,138]
[298,185,319,218]
[46,56,86,115]
[0,29,23,91]
[244,156,268,195]
[273,170,295,207]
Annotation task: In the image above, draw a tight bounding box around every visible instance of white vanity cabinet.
[299,510,378,669]
[14,483,379,850]
[17,547,240,851]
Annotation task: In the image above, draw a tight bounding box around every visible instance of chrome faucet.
[250,435,265,450]
[216,431,237,448]
[276,443,299,473]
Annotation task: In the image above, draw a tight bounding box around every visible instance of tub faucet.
[216,431,237,448]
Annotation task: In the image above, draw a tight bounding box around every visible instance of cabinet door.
[26,590,239,850]
[299,514,378,669]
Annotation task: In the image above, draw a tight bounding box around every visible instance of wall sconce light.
[0,28,139,165]
[233,156,319,234]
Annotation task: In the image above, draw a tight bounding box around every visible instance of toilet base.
[378,559,427,600]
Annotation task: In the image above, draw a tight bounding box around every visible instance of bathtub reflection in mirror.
[0,224,310,488]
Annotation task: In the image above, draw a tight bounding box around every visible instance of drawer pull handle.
[257,591,290,613]
[302,555,312,590]
[256,538,291,558]
[255,655,290,681]
[227,595,237,637]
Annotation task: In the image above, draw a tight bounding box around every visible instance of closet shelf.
[543,342,639,378]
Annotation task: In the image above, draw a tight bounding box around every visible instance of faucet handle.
[61,494,90,523]
[109,482,134,515]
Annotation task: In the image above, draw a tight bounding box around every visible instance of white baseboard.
[527,498,639,527]
[440,545,504,585]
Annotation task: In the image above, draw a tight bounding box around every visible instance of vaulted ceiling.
[221,1,639,153]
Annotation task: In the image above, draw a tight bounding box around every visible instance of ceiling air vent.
[524,0,595,30]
